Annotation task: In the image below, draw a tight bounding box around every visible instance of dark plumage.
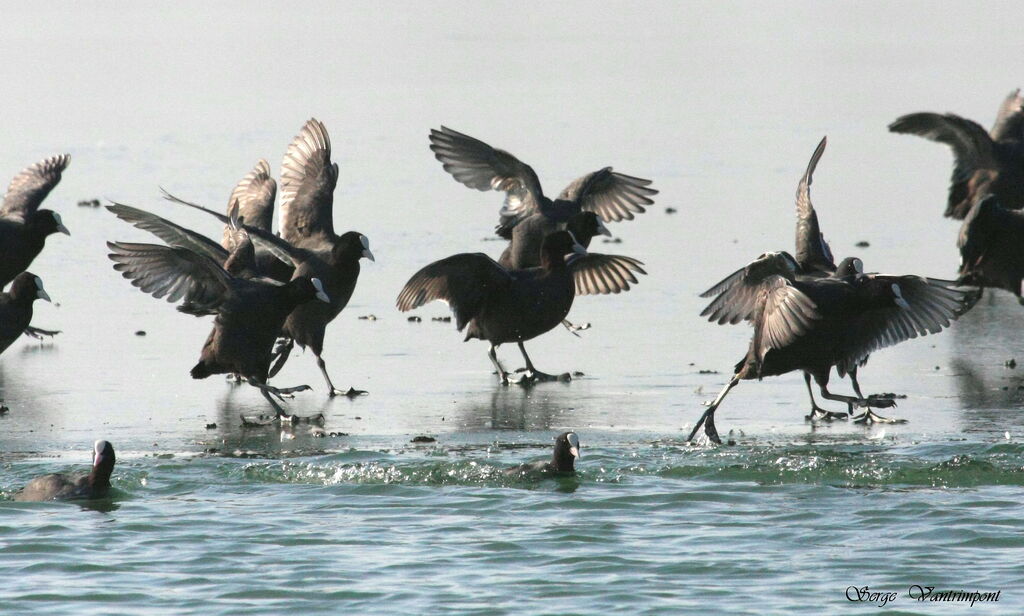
[504,432,581,476]
[0,272,52,355]
[428,126,657,245]
[163,119,374,397]
[397,231,646,383]
[222,159,276,251]
[956,194,1024,299]
[889,89,1024,218]
[498,210,612,270]
[692,255,978,445]
[0,154,71,287]
[106,208,331,418]
[14,440,115,502]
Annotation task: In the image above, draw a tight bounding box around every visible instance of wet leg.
[688,375,740,445]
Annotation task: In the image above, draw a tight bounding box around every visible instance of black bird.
[501,210,612,337]
[221,159,276,249]
[106,216,331,419]
[14,440,115,502]
[703,137,853,420]
[889,89,1024,219]
[0,154,71,286]
[0,272,53,356]
[504,432,581,476]
[397,230,645,384]
[956,194,1024,300]
[163,119,374,398]
[0,154,70,340]
[428,126,657,249]
[690,251,979,444]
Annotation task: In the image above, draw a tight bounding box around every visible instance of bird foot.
[225,374,244,384]
[863,394,898,409]
[259,384,312,400]
[561,319,591,337]
[330,387,368,398]
[851,409,908,425]
[280,412,326,425]
[806,406,849,422]
[509,370,572,385]
[23,326,61,341]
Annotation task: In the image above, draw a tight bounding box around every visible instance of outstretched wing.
[106,241,234,312]
[162,188,300,269]
[428,126,545,238]
[0,154,71,220]
[106,202,229,265]
[753,277,821,359]
[225,159,276,249]
[279,118,337,242]
[990,88,1024,142]
[835,276,979,376]
[794,137,835,272]
[558,167,657,223]
[569,253,647,295]
[699,252,800,325]
[396,253,512,330]
[889,112,996,218]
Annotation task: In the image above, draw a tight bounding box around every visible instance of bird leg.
[510,342,571,384]
[804,373,848,421]
[23,326,61,341]
[561,319,591,337]
[239,381,321,426]
[488,344,511,385]
[316,352,367,398]
[819,383,904,424]
[849,369,900,410]
[688,375,740,445]
[267,338,294,379]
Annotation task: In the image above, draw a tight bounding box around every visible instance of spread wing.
[753,277,821,359]
[161,188,300,269]
[106,241,234,312]
[990,88,1024,141]
[699,252,800,325]
[835,276,980,376]
[794,137,835,272]
[279,118,337,242]
[569,253,647,295]
[558,167,657,223]
[106,203,229,265]
[225,159,276,249]
[396,253,513,330]
[428,126,545,238]
[0,154,70,220]
[888,112,996,218]
[956,195,1024,273]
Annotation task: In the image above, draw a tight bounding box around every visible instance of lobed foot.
[806,406,849,422]
[509,370,572,385]
[852,409,908,425]
[23,326,61,340]
[561,319,592,337]
[330,387,368,398]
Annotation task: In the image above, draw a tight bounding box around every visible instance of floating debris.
[572,371,585,377]
[407,316,422,323]
[601,237,623,244]
[328,432,349,437]
[77,198,101,208]
[358,314,377,321]
[665,207,678,214]
[411,435,436,443]
[135,330,146,336]
[431,316,452,323]
[205,422,217,430]
[0,405,8,415]
[311,427,326,438]
[855,240,870,248]
[1006,358,1017,369]
[699,369,720,374]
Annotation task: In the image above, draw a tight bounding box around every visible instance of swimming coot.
[14,440,115,502]
[504,432,581,476]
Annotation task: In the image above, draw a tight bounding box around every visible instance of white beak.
[597,219,612,237]
[362,249,375,262]
[37,288,52,302]
[572,242,588,256]
[569,446,580,459]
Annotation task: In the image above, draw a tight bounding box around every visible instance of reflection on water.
[454,385,572,431]
[949,293,1024,429]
